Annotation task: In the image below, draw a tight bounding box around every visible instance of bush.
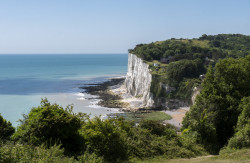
[12,98,85,154]
[127,120,206,160]
[227,97,250,149]
[139,120,176,137]
[81,117,129,162]
[0,142,75,162]
[227,124,250,149]
[78,151,103,163]
[0,114,15,140]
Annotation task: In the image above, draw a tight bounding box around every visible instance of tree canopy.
[0,114,15,140]
[182,55,250,153]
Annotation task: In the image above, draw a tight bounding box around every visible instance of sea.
[0,54,128,127]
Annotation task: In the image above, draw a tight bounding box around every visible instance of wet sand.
[163,107,189,130]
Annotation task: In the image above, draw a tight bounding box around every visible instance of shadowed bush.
[0,114,15,140]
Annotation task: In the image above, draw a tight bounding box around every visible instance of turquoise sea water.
[0,54,128,126]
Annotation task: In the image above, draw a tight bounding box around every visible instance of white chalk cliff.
[124,53,154,107]
[123,53,191,109]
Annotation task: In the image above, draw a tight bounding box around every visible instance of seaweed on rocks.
[80,78,129,108]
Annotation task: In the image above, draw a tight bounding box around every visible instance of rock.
[124,53,154,107]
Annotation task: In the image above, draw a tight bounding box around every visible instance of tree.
[182,55,250,153]
[166,59,204,86]
[81,117,129,162]
[0,114,15,140]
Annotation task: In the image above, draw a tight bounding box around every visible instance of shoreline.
[80,77,155,112]
[80,76,189,130]
[80,77,129,110]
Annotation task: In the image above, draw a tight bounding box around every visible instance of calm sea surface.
[0,54,128,126]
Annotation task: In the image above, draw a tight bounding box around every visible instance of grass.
[178,39,210,48]
[154,39,210,48]
[135,148,250,163]
[123,111,172,123]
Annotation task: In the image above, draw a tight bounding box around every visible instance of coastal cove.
[0,54,128,126]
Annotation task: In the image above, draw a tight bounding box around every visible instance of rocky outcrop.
[124,53,154,107]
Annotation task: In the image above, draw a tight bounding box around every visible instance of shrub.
[78,151,104,163]
[81,117,129,162]
[127,121,206,159]
[227,124,250,149]
[12,98,85,154]
[227,97,250,149]
[139,120,176,137]
[0,142,75,162]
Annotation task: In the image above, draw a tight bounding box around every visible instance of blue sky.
[0,0,249,54]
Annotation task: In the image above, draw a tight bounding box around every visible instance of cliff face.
[125,53,154,107]
[124,53,191,109]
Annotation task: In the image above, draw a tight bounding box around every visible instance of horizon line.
[0,53,128,55]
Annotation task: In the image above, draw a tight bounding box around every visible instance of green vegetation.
[182,55,250,154]
[0,100,207,162]
[129,34,250,104]
[1,34,250,162]
[138,148,250,163]
[128,34,250,161]
[12,98,84,155]
[166,59,205,86]
[227,97,250,149]
[124,111,172,122]
[0,142,103,162]
[0,114,15,140]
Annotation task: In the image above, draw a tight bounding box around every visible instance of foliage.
[0,114,15,140]
[129,34,250,63]
[227,124,250,150]
[80,117,130,162]
[199,34,250,55]
[174,78,201,102]
[0,142,75,163]
[127,121,206,160]
[77,151,104,163]
[80,117,206,161]
[139,120,176,137]
[235,97,250,131]
[227,97,250,149]
[182,55,250,153]
[166,59,205,86]
[3,99,209,162]
[12,98,85,154]
[0,141,103,163]
[129,34,250,104]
